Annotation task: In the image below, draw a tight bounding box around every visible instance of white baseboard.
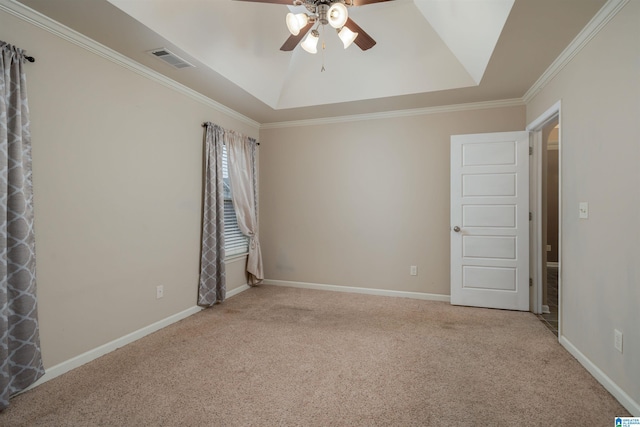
[25,305,202,392]
[560,335,640,416]
[226,283,251,299]
[24,283,254,393]
[26,283,254,393]
[547,262,559,268]
[262,279,451,303]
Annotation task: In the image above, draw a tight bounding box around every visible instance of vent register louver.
[148,48,195,69]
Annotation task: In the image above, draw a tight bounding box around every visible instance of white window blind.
[222,145,249,257]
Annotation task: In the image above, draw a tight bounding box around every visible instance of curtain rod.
[201,122,259,145]
[0,41,34,62]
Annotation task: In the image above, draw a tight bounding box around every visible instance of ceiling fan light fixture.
[301,30,319,54]
[327,2,348,29]
[338,26,358,49]
[286,12,309,36]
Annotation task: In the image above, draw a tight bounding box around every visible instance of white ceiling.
[105,0,514,110]
[15,0,607,124]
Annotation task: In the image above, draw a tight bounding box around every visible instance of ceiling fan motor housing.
[317,4,329,25]
[301,0,349,20]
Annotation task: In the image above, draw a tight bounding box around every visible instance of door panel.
[463,173,516,197]
[463,236,516,259]
[451,131,529,310]
[462,141,516,166]
[463,266,516,290]
[463,205,516,227]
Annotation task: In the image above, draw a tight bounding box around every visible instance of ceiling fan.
[235,0,393,53]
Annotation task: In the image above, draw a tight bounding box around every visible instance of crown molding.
[522,0,629,104]
[0,0,260,130]
[5,0,625,130]
[260,98,525,130]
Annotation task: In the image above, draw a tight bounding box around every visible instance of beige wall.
[526,0,639,409]
[4,0,637,415]
[0,10,256,368]
[259,106,525,295]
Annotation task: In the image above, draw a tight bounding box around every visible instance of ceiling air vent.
[148,48,195,69]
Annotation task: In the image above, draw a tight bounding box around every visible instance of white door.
[450,131,529,311]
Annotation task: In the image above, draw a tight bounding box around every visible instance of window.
[222,145,249,257]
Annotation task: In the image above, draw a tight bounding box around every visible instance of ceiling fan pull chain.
[321,42,326,72]
[321,25,326,72]
[319,25,325,73]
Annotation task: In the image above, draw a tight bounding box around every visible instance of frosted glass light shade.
[327,3,348,29]
[286,13,309,36]
[338,26,358,49]
[301,31,319,54]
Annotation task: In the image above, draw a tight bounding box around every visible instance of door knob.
[453,226,461,232]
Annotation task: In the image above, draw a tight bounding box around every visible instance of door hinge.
[529,212,533,221]
[529,146,533,155]
[529,278,533,287]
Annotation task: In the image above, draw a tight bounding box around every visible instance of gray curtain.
[198,123,226,306]
[226,131,263,285]
[0,41,44,411]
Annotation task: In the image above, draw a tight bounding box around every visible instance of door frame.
[526,101,562,332]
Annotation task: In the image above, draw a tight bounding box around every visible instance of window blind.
[222,145,249,257]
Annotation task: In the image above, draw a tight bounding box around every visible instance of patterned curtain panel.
[226,132,263,285]
[198,123,226,306]
[0,41,44,411]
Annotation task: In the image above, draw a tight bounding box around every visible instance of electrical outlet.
[546,245,552,252]
[156,285,164,299]
[410,266,417,276]
[614,329,623,353]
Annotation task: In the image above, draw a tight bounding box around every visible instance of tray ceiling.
[13,0,607,123]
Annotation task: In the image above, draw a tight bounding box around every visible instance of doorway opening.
[527,101,561,338]
[538,119,559,335]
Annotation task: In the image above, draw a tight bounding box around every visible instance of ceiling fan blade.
[344,17,376,51]
[234,0,294,4]
[348,0,393,6]
[280,21,314,51]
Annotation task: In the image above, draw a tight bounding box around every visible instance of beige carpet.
[0,285,630,426]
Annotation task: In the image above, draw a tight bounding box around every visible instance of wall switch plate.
[410,266,417,276]
[614,329,623,353]
[156,285,164,299]
[546,245,552,252]
[579,202,589,219]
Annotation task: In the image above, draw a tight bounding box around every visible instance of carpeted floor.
[0,285,631,426]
